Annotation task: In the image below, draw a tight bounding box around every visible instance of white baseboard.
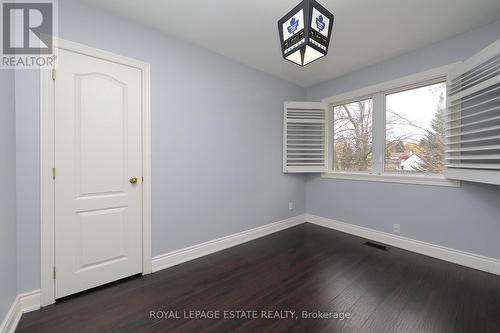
[19,290,41,314]
[306,214,500,276]
[1,215,306,332]
[0,290,41,333]
[0,295,21,333]
[152,214,307,272]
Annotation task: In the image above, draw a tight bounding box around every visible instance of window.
[385,82,446,174]
[324,66,460,187]
[285,40,500,186]
[332,99,373,172]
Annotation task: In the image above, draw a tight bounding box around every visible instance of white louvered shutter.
[283,101,327,173]
[445,38,500,185]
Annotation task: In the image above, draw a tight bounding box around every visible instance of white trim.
[19,290,41,314]
[306,214,500,276]
[152,214,307,272]
[321,172,460,187]
[40,38,152,306]
[54,39,150,70]
[0,290,42,333]
[40,67,55,307]
[0,296,21,333]
[370,92,386,175]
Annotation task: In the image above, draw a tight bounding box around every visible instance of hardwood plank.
[16,223,500,333]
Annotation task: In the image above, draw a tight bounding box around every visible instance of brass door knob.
[129,177,138,184]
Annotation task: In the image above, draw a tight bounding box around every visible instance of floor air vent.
[363,241,389,251]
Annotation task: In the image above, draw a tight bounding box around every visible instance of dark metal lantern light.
[278,0,334,67]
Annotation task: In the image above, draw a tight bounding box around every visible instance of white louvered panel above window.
[283,101,327,173]
[445,38,500,185]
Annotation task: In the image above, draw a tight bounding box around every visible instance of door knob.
[129,177,138,184]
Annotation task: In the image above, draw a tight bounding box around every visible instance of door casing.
[40,39,152,306]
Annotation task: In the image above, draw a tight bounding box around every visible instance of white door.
[54,48,143,298]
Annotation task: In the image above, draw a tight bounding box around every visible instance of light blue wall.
[0,70,17,320]
[306,20,500,258]
[15,0,306,292]
[14,0,500,296]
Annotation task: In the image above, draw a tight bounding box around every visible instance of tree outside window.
[331,82,446,174]
[385,82,446,174]
[333,99,373,172]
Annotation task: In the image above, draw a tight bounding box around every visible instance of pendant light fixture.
[278,0,334,67]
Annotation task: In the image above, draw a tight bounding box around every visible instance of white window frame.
[322,64,461,187]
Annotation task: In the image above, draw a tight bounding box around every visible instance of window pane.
[333,99,373,172]
[385,82,446,174]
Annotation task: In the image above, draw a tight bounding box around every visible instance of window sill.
[321,172,461,187]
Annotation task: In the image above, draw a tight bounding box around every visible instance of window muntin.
[385,82,447,174]
[332,98,373,172]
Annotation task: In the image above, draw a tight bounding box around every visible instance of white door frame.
[40,39,152,306]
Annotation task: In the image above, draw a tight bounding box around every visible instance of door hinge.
[142,176,144,183]
[52,168,56,180]
[53,267,56,280]
[52,68,56,80]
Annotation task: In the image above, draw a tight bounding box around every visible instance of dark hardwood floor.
[17,223,500,333]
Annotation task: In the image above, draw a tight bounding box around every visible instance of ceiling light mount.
[278,0,334,67]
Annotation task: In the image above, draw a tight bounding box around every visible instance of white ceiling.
[84,0,500,87]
